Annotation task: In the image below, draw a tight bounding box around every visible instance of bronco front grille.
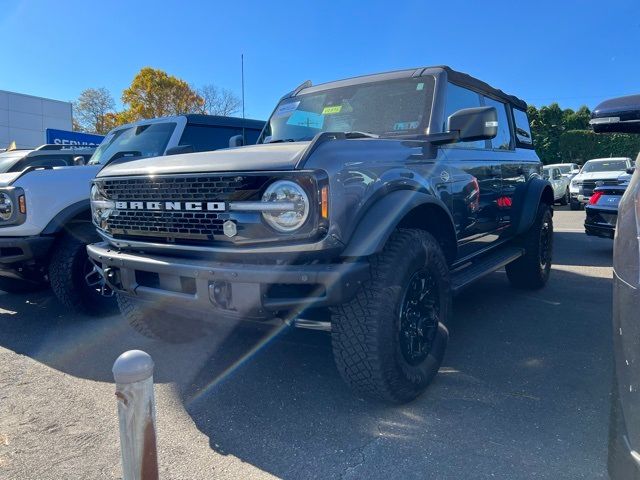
[100,174,271,242]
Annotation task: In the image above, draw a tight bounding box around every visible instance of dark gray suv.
[87,66,554,403]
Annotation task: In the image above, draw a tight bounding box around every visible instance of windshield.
[557,165,574,174]
[581,159,629,173]
[0,150,29,173]
[262,76,435,143]
[88,122,177,165]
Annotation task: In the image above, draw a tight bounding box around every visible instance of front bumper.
[87,242,369,320]
[585,206,617,238]
[0,236,54,266]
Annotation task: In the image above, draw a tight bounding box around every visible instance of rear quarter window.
[513,109,533,148]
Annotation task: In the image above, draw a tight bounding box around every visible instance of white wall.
[0,90,72,149]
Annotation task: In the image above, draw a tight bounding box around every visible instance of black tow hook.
[103,267,124,292]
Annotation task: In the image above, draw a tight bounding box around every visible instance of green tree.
[122,67,203,120]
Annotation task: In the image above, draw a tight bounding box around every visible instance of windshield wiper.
[267,138,297,144]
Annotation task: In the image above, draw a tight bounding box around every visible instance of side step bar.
[451,246,524,295]
[293,318,332,332]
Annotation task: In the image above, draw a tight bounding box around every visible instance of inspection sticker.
[416,83,424,91]
[274,101,300,117]
[393,121,419,130]
[322,105,343,115]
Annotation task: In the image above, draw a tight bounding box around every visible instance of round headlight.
[261,180,309,232]
[90,184,113,229]
[0,193,13,221]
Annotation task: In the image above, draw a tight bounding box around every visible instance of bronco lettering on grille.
[114,201,226,211]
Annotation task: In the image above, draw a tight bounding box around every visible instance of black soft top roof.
[294,65,528,111]
[434,66,528,110]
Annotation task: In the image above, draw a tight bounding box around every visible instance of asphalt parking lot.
[0,208,614,479]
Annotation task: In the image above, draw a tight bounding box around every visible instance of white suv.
[569,157,633,210]
[0,115,264,314]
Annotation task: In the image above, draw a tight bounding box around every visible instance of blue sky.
[1,0,639,120]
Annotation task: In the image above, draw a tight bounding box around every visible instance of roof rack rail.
[35,144,96,151]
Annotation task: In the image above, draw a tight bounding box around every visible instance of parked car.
[0,144,95,172]
[88,66,554,403]
[589,93,640,479]
[0,115,264,315]
[584,168,634,238]
[546,162,580,180]
[569,157,633,210]
[543,165,570,205]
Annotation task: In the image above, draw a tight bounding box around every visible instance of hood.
[0,171,25,187]
[575,171,625,181]
[97,142,312,177]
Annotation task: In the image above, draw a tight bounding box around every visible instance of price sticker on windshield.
[322,105,343,115]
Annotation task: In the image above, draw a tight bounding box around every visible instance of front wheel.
[49,230,116,315]
[506,203,553,289]
[570,199,581,211]
[331,229,450,403]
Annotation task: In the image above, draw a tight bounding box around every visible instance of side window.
[179,125,244,152]
[483,96,512,150]
[513,109,533,146]
[10,156,69,172]
[443,83,485,149]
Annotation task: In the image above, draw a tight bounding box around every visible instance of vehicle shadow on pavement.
[0,226,614,479]
[177,268,613,479]
[553,231,613,267]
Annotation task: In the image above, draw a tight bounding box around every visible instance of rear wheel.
[506,203,553,289]
[331,229,450,403]
[117,294,205,343]
[49,227,116,315]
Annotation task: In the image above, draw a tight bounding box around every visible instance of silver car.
[590,93,640,479]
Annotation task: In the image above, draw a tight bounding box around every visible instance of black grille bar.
[99,174,271,242]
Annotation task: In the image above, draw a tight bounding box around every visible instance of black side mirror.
[229,135,244,148]
[73,156,86,166]
[165,145,194,156]
[448,106,498,142]
[627,167,636,175]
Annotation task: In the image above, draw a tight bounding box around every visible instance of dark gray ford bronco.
[88,66,554,402]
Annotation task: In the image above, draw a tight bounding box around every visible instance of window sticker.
[322,105,343,115]
[286,110,325,129]
[393,121,419,131]
[416,83,424,91]
[274,101,300,118]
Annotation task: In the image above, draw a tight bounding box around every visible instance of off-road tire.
[560,188,569,206]
[117,293,205,343]
[331,229,450,404]
[49,229,116,315]
[506,203,553,289]
[0,276,46,294]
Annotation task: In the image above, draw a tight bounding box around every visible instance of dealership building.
[0,90,73,149]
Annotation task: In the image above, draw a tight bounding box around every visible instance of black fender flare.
[512,178,554,236]
[41,200,92,236]
[341,190,456,258]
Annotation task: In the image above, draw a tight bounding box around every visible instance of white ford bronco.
[0,115,264,314]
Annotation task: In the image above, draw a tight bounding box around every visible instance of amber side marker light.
[18,195,26,214]
[321,186,328,218]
